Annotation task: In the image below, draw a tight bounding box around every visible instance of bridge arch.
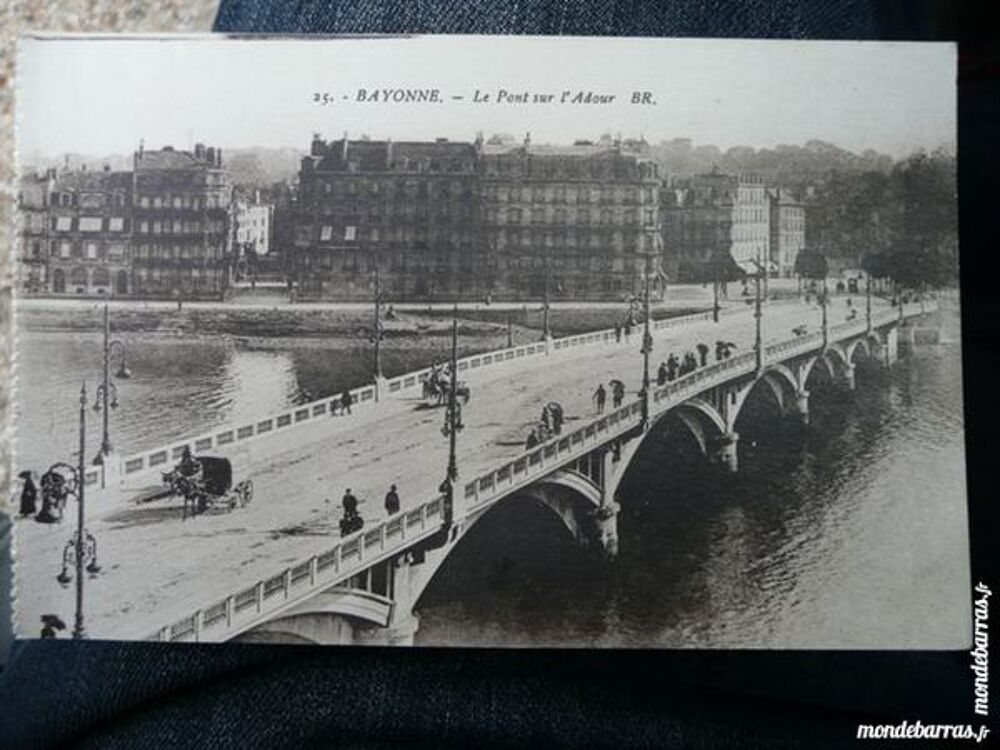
[661,398,727,456]
[800,351,836,389]
[730,366,799,430]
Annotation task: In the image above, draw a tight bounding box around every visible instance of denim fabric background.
[2,2,998,748]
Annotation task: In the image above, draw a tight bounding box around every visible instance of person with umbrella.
[696,342,709,367]
[40,614,66,639]
[18,470,38,517]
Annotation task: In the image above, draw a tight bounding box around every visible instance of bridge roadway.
[14,297,882,640]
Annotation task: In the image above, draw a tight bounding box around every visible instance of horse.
[423,377,471,406]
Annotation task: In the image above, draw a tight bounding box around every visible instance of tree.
[794,250,828,281]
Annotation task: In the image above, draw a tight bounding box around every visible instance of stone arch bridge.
[152,305,925,646]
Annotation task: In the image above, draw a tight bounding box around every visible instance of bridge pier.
[713,431,739,473]
[356,554,420,646]
[884,326,899,366]
[841,363,856,391]
[591,501,620,559]
[793,390,810,426]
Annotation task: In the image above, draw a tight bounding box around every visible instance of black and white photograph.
[10,34,964,649]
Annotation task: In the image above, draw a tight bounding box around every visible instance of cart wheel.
[243,480,254,507]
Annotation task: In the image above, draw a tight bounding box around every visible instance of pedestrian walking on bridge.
[594,384,607,413]
[657,362,668,386]
[340,388,353,415]
[697,342,709,367]
[384,484,400,515]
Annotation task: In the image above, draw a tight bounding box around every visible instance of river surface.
[13,314,970,648]
[415,330,970,649]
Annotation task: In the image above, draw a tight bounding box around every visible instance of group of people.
[338,483,403,536]
[653,341,736,386]
[592,379,626,414]
[613,321,634,343]
[17,469,73,524]
[525,402,565,448]
[330,388,354,416]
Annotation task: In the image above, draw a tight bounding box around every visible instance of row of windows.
[132,245,221,261]
[50,192,128,209]
[310,202,476,221]
[492,229,653,252]
[134,192,227,210]
[51,216,127,233]
[485,207,656,226]
[301,225,476,245]
[483,184,654,204]
[482,158,656,182]
[311,178,475,200]
[136,219,226,235]
[46,240,127,260]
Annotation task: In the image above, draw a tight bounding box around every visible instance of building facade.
[661,170,771,282]
[40,166,134,296]
[16,171,54,293]
[292,135,481,300]
[290,133,663,302]
[768,188,805,278]
[234,191,273,257]
[481,134,664,301]
[18,143,233,299]
[130,144,233,299]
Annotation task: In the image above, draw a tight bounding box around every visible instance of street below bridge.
[14,296,885,640]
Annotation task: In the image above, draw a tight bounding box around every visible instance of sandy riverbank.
[14,299,712,339]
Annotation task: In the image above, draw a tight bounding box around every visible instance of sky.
[17,35,956,161]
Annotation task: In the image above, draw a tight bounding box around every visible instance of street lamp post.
[47,383,101,638]
[93,299,130,466]
[440,303,462,526]
[373,263,384,382]
[640,249,654,429]
[821,276,830,347]
[750,254,764,373]
[866,269,873,333]
[541,252,551,342]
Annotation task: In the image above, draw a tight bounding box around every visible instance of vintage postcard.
[10,35,964,647]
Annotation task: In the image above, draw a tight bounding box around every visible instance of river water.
[415,329,970,649]
[13,313,970,649]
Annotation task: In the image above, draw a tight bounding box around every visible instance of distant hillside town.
[15,133,955,301]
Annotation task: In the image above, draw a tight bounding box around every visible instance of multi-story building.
[481,134,664,301]
[130,143,232,299]
[16,170,55,293]
[234,190,273,257]
[292,134,482,300]
[18,143,233,299]
[42,165,134,296]
[290,133,663,301]
[768,188,805,277]
[661,169,771,281]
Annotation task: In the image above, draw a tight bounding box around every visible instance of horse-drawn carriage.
[162,451,253,519]
[422,371,471,406]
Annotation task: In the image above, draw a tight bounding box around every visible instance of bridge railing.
[150,493,448,642]
[146,301,934,642]
[118,304,744,481]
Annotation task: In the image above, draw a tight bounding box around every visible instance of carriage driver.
[178,445,201,477]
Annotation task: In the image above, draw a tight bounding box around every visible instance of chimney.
[386,138,393,167]
[194,143,204,160]
[342,132,349,160]
[216,148,222,167]
[139,139,144,158]
[311,133,324,157]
